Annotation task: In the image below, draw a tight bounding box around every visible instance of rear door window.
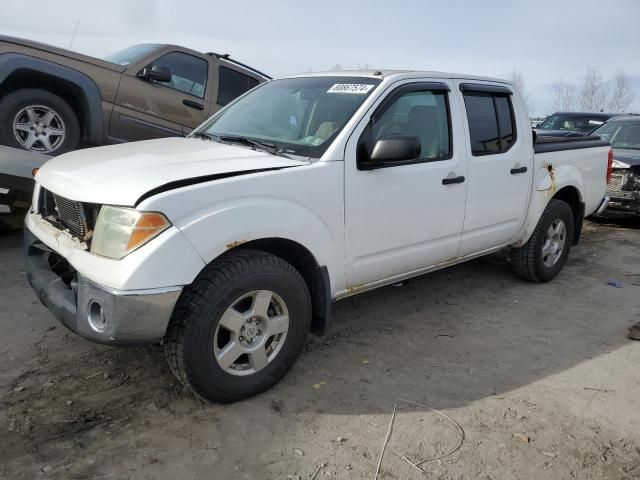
[463,92,517,155]
[217,66,260,106]
[495,96,516,151]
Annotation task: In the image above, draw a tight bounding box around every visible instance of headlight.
[612,159,630,169]
[91,206,171,260]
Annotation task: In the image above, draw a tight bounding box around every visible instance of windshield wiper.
[190,131,215,141]
[215,135,290,158]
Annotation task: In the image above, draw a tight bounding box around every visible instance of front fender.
[174,196,341,288]
[0,53,104,143]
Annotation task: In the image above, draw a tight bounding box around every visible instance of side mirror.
[139,65,172,83]
[370,135,421,164]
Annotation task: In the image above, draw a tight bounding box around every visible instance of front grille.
[39,188,101,241]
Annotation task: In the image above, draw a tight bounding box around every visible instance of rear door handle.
[510,166,528,174]
[183,99,204,110]
[442,175,465,185]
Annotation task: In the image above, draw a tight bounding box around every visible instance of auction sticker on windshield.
[327,83,375,94]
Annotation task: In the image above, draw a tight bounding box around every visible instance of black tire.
[511,199,574,283]
[164,249,312,403]
[0,89,80,155]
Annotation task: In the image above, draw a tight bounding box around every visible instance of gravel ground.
[0,220,639,480]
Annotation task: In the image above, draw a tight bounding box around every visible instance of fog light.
[88,301,107,332]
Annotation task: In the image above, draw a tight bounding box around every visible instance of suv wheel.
[511,199,574,283]
[0,89,80,155]
[165,249,312,403]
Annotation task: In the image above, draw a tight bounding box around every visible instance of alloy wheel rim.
[13,105,66,153]
[214,290,289,376]
[541,219,566,267]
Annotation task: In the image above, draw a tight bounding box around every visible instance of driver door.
[109,51,212,141]
[344,81,468,288]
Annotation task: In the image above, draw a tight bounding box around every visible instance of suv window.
[151,52,208,98]
[463,92,517,155]
[218,66,260,106]
[371,90,451,161]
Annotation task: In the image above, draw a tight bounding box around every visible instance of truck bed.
[533,134,609,154]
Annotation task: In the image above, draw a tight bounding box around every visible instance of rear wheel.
[0,89,80,155]
[511,199,574,283]
[164,249,311,403]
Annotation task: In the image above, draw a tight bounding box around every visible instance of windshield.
[103,44,159,66]
[198,76,381,159]
[538,113,608,133]
[593,120,640,150]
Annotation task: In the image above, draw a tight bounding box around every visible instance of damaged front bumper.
[602,168,640,216]
[24,226,181,345]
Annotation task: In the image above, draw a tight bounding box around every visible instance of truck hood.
[0,35,125,72]
[36,137,308,206]
[613,148,640,166]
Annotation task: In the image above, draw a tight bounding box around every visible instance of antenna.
[68,19,80,50]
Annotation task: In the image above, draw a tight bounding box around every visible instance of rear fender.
[514,162,585,247]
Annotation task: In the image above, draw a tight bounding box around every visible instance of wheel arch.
[0,53,104,143]
[226,237,332,337]
[552,185,584,246]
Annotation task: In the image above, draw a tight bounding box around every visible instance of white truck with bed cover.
[24,70,611,402]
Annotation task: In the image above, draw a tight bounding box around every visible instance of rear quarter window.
[217,66,260,106]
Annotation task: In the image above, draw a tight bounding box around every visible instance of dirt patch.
[1,222,639,479]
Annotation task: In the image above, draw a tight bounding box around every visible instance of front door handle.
[510,166,528,174]
[183,99,204,110]
[442,175,465,185]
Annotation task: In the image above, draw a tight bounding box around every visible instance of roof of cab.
[283,69,511,85]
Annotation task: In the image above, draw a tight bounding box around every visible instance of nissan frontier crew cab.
[25,71,611,403]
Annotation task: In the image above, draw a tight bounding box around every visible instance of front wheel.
[511,199,574,283]
[164,249,312,403]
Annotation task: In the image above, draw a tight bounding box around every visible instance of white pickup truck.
[25,71,611,402]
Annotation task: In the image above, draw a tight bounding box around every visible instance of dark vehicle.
[592,116,640,216]
[535,112,617,138]
[0,36,269,155]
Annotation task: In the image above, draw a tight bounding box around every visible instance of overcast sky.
[1,0,638,115]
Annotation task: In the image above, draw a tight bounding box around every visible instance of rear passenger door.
[457,83,532,255]
[110,51,212,141]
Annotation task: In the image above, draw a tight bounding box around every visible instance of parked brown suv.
[0,36,269,154]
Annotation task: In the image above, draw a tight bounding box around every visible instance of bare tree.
[510,70,531,112]
[578,66,607,112]
[551,82,575,111]
[608,71,635,113]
